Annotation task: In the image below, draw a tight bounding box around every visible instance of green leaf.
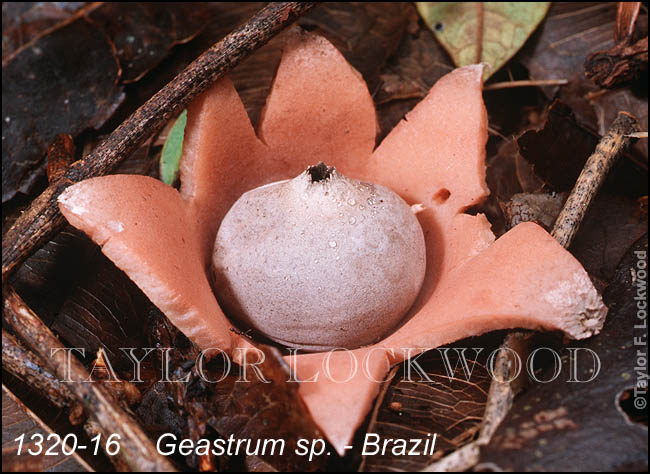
[416,2,550,80]
[159,109,187,185]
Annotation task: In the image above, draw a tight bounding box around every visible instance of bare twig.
[3,329,133,470]
[551,112,640,247]
[2,329,73,409]
[2,2,316,282]
[423,333,531,472]
[3,286,176,471]
[483,79,569,90]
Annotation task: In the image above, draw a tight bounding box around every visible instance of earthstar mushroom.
[212,163,426,350]
[57,28,607,455]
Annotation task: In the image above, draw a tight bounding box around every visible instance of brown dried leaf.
[519,2,648,162]
[2,17,124,203]
[570,193,648,284]
[1,2,89,60]
[517,99,647,198]
[87,3,212,83]
[183,346,326,472]
[11,227,153,370]
[376,20,454,104]
[517,101,598,192]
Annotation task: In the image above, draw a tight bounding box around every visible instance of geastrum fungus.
[58,29,607,454]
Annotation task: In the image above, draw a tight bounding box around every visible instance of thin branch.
[551,112,640,247]
[2,2,316,282]
[3,328,134,470]
[3,286,176,472]
[3,328,72,409]
[483,79,569,90]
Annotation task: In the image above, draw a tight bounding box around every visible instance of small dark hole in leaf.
[617,387,648,426]
[434,22,444,32]
[433,188,451,203]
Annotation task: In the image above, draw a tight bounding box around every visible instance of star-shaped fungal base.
[59,29,606,454]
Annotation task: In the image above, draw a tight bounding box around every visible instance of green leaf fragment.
[160,109,187,185]
[416,2,550,80]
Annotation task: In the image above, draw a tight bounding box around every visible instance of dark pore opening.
[433,188,451,203]
[308,162,333,182]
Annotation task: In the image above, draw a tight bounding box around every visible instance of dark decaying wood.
[1,2,316,282]
[584,2,647,88]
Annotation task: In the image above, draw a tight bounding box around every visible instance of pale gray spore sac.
[212,163,426,351]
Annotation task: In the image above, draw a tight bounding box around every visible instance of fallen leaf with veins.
[417,2,550,80]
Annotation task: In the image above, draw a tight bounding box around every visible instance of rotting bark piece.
[499,192,567,231]
[46,134,76,183]
[207,346,327,472]
[585,36,648,88]
[585,2,647,88]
